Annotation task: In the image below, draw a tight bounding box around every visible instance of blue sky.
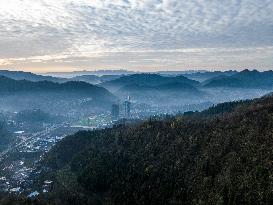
[0,0,272,72]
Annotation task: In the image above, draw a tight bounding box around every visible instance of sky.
[0,0,272,73]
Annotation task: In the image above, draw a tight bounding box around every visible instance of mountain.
[0,70,64,82]
[116,82,202,100]
[118,82,198,92]
[109,74,203,105]
[202,75,242,87]
[0,76,111,94]
[34,95,273,204]
[101,73,200,92]
[0,77,116,114]
[203,69,273,88]
[182,70,237,82]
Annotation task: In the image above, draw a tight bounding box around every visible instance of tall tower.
[124,96,131,119]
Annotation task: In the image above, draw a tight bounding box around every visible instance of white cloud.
[0,0,272,71]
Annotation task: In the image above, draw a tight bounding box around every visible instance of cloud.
[0,0,272,71]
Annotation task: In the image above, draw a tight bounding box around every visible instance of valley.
[0,69,273,204]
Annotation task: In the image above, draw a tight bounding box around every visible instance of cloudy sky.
[0,0,272,72]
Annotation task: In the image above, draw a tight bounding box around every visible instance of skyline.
[0,0,273,72]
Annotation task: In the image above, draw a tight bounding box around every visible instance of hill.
[116,82,202,99]
[182,70,237,82]
[101,73,200,91]
[203,69,273,88]
[0,70,64,82]
[0,76,113,96]
[117,82,198,92]
[33,95,273,204]
[0,77,116,115]
[115,81,203,106]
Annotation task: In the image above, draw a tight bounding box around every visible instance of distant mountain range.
[69,75,122,85]
[42,69,236,79]
[0,76,111,95]
[203,69,273,88]
[1,69,273,110]
[0,70,65,82]
[43,69,135,78]
[2,69,273,90]
[0,70,123,85]
[182,70,237,82]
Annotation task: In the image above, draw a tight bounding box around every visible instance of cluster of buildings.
[111,96,131,121]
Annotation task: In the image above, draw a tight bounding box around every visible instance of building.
[124,96,131,118]
[111,104,120,120]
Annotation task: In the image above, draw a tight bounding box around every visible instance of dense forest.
[0,194,46,205]
[15,95,271,205]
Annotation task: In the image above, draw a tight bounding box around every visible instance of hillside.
[0,70,64,82]
[33,95,273,204]
[116,82,202,100]
[117,82,198,92]
[101,73,200,91]
[0,77,116,114]
[101,74,202,106]
[182,70,237,82]
[115,81,203,106]
[203,69,273,88]
[0,76,111,95]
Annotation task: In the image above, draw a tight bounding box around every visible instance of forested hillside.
[27,95,273,205]
[0,70,64,82]
[203,69,273,88]
[0,76,116,115]
[100,73,200,91]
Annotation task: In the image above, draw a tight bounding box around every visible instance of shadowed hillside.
[203,69,273,88]
[30,95,273,205]
[0,70,64,82]
[0,77,116,115]
[101,73,200,91]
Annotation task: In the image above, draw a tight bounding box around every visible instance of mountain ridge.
[0,70,65,82]
[203,69,273,88]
